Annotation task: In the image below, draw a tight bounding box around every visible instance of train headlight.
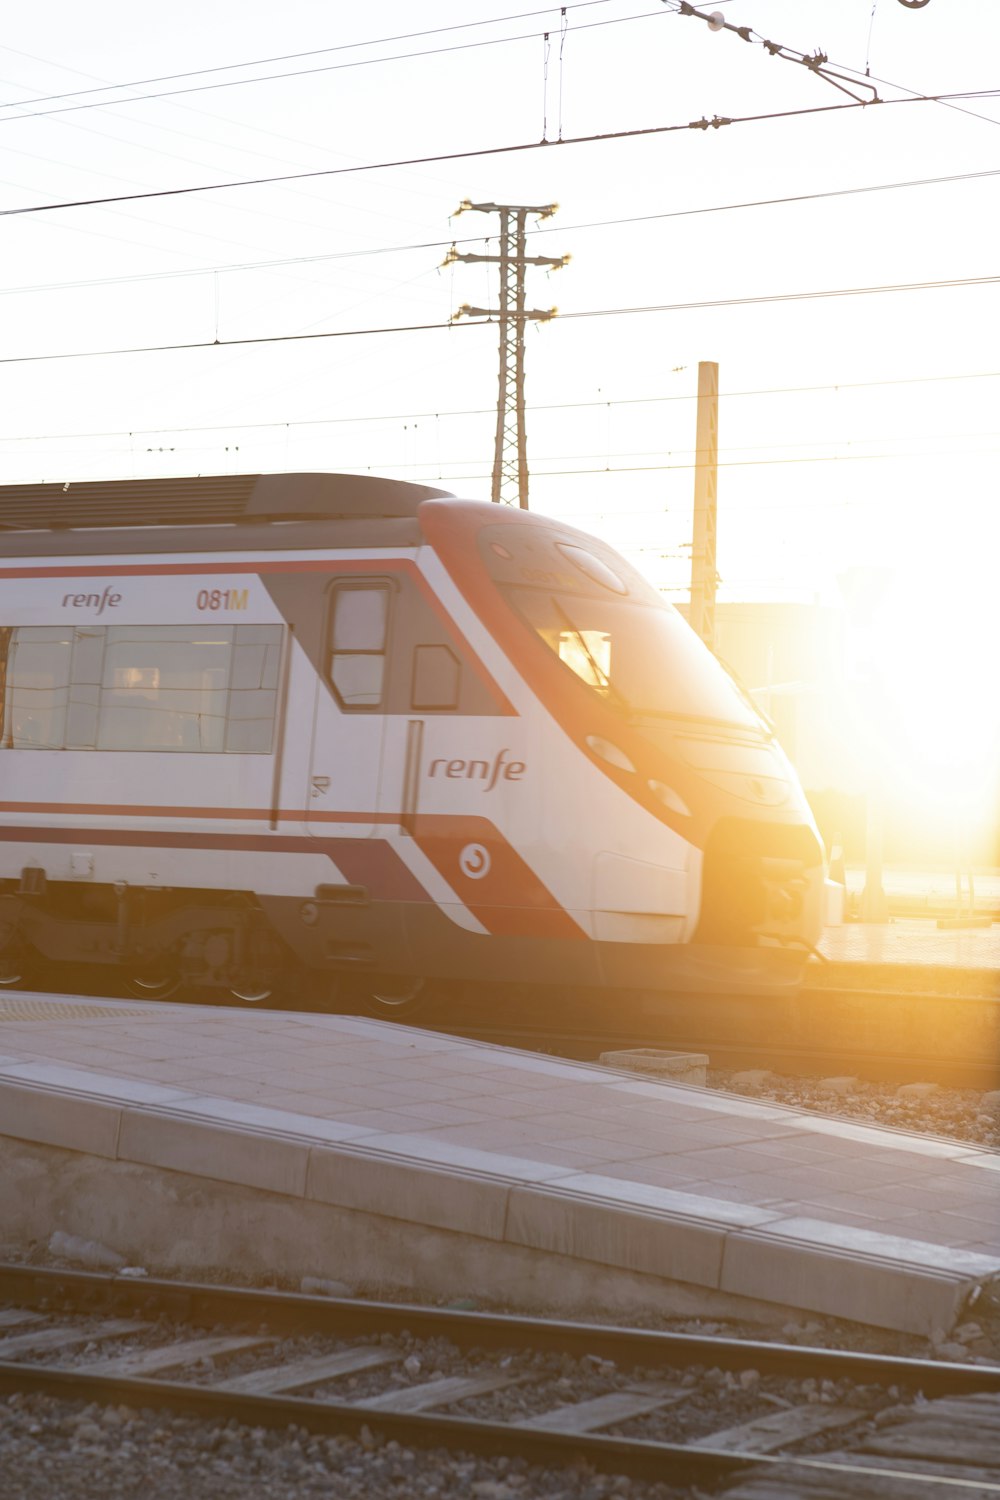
[585,735,636,773]
[647,780,691,817]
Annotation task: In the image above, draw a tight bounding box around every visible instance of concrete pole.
[689,360,719,650]
[860,780,890,923]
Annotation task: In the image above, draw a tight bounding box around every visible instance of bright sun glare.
[863,573,999,823]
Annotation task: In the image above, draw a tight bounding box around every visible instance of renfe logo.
[428,747,525,792]
[62,586,122,616]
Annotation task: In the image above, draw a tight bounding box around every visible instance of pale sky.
[2,0,998,628]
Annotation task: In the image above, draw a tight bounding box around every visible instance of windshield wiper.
[714,653,776,740]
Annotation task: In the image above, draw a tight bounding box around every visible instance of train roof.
[0,473,453,534]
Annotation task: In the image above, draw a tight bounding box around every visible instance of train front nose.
[695,818,824,949]
[761,857,809,922]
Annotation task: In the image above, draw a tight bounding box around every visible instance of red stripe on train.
[0,819,584,942]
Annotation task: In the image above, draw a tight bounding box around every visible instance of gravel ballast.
[0,1390,686,1500]
[712,1069,1000,1150]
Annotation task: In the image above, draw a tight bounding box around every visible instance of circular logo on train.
[459,843,491,880]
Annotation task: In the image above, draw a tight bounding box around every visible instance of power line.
[0,1,618,112]
[557,272,1000,319]
[537,163,1000,236]
[309,431,1000,470]
[667,0,1000,130]
[3,271,997,367]
[4,162,998,299]
[0,7,668,123]
[0,319,456,365]
[18,449,994,491]
[2,368,996,447]
[3,90,996,219]
[11,419,998,463]
[363,448,1000,482]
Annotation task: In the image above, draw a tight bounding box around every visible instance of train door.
[305,577,391,842]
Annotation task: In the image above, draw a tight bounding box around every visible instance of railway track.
[413,979,1000,1091]
[2,1265,999,1496]
[427,1012,1000,1091]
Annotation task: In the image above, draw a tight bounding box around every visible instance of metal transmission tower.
[446,201,568,508]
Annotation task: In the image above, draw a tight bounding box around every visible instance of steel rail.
[0,1360,748,1486]
[426,1018,1000,1090]
[3,1263,998,1395]
[2,1268,1000,1492]
[4,1360,1000,1493]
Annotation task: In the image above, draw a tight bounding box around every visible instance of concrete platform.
[2,993,998,1338]
[843,865,1000,916]
[814,918,998,996]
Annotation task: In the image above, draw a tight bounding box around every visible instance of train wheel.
[229,980,275,1005]
[363,974,427,1020]
[124,968,181,1001]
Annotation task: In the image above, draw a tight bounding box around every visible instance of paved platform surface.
[816,918,999,981]
[844,865,1000,914]
[2,992,998,1336]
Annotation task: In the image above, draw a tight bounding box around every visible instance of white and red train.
[0,473,826,1011]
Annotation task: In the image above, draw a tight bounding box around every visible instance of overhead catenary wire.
[665,0,1000,129]
[338,447,1000,483]
[0,0,621,112]
[0,6,671,123]
[4,161,999,298]
[2,271,997,366]
[23,434,997,465]
[3,90,998,219]
[71,436,1000,468]
[17,449,995,489]
[2,368,997,447]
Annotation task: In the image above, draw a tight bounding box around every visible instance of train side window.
[65,628,105,748]
[329,584,389,709]
[0,623,283,753]
[0,627,9,745]
[226,625,283,752]
[411,644,460,711]
[0,627,72,749]
[99,626,232,752]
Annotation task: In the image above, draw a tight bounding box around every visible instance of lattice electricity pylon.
[447,201,568,508]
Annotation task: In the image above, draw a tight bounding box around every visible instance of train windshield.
[505,586,763,729]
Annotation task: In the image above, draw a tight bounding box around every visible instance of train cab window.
[504,588,762,728]
[328,584,389,709]
[0,623,283,753]
[411,644,460,711]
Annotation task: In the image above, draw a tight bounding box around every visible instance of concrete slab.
[1,991,998,1336]
[0,1081,121,1159]
[598,1048,709,1085]
[721,1218,999,1335]
[116,1110,310,1197]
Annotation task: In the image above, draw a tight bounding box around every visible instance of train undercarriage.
[0,875,293,1004]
